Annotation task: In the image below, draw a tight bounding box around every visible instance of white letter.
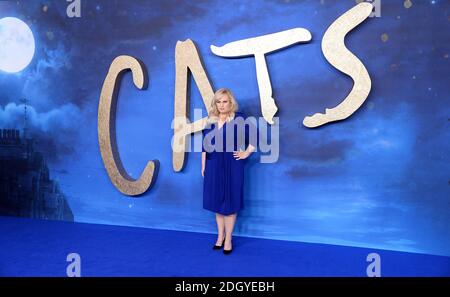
[66,0,81,18]
[66,252,81,277]
[366,252,381,277]
[303,3,373,128]
[211,28,312,125]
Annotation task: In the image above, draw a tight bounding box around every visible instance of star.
[46,31,54,40]
[404,0,412,9]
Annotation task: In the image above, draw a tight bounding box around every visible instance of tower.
[21,97,28,139]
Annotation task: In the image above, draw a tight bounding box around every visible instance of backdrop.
[0,0,449,257]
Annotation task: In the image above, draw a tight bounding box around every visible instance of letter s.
[303,3,373,128]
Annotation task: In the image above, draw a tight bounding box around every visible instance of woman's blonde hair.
[208,88,238,123]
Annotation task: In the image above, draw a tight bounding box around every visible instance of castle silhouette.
[0,128,74,221]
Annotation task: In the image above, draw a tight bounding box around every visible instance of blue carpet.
[0,216,449,277]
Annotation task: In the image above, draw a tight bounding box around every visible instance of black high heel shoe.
[213,236,225,250]
[223,241,232,255]
[223,248,232,255]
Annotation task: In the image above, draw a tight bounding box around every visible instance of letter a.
[173,39,215,172]
[66,0,81,18]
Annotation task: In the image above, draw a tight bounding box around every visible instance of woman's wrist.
[245,145,256,155]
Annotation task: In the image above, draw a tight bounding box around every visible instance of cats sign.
[98,3,374,195]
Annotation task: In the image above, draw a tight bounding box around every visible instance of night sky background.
[0,0,449,256]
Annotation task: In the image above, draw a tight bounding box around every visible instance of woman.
[201,88,256,255]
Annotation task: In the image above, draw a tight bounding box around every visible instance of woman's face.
[216,94,232,115]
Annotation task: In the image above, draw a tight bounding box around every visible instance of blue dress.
[202,112,256,215]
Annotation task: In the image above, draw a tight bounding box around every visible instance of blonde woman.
[201,88,256,255]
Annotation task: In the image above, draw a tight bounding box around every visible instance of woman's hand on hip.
[233,150,250,160]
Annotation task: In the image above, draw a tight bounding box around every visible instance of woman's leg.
[215,213,225,245]
[224,213,237,250]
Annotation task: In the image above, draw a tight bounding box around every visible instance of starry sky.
[0,0,449,256]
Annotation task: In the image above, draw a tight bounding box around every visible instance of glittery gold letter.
[303,3,373,128]
[211,28,312,125]
[173,39,214,172]
[98,55,158,196]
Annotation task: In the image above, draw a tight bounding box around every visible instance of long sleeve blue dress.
[202,112,257,215]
